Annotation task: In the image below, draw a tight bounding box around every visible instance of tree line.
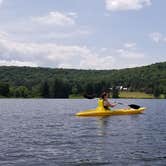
[0,62,165,98]
[0,79,71,98]
[0,79,117,98]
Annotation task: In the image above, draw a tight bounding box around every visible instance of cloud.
[124,42,136,49]
[0,32,115,69]
[0,60,37,67]
[116,49,145,59]
[111,43,148,68]
[105,0,151,11]
[31,11,76,26]
[0,31,8,38]
[116,43,145,59]
[79,54,115,69]
[0,31,148,69]
[149,32,166,43]
[1,11,91,41]
[68,12,78,18]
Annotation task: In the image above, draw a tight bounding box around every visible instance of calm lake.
[0,99,166,166]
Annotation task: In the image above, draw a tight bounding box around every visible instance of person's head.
[100,92,109,99]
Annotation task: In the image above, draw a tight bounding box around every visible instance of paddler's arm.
[109,103,117,107]
[104,100,117,108]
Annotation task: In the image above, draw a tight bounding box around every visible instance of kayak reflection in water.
[100,91,117,110]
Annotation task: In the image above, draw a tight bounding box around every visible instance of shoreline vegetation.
[0,91,162,99]
[69,91,162,99]
[0,62,165,99]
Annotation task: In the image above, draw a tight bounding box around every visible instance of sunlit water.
[0,99,166,166]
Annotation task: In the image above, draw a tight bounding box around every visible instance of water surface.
[0,99,166,166]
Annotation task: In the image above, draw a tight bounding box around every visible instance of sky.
[0,0,166,69]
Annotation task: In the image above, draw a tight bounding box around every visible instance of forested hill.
[0,62,165,98]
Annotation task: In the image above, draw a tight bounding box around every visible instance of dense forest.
[0,62,165,98]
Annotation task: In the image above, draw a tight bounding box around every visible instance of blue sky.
[0,0,165,69]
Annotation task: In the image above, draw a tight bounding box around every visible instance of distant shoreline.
[69,91,165,99]
[0,91,165,99]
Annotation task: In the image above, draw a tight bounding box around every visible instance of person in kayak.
[100,91,117,110]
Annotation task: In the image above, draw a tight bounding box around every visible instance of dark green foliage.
[0,62,165,98]
[9,86,29,98]
[51,79,71,98]
[0,82,9,97]
[112,87,119,98]
[153,88,160,98]
[85,83,94,95]
[41,81,50,98]
[153,85,161,98]
[14,86,29,98]
[71,85,78,94]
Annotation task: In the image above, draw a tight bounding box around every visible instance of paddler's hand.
[110,103,117,107]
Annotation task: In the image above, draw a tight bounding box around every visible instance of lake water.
[0,99,166,166]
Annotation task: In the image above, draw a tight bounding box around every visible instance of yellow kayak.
[76,99,146,117]
[76,107,146,117]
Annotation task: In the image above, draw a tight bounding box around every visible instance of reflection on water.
[97,117,109,136]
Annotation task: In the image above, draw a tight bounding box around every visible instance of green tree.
[112,87,119,98]
[153,86,160,98]
[31,85,41,98]
[71,85,78,94]
[51,79,71,98]
[41,81,50,98]
[0,82,9,97]
[13,86,29,98]
[85,83,94,95]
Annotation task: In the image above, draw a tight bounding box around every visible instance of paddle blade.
[83,94,96,99]
[128,104,140,109]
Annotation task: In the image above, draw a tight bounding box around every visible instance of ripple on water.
[0,99,166,166]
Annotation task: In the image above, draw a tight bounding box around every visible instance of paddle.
[116,102,140,109]
[83,94,97,99]
[83,94,141,109]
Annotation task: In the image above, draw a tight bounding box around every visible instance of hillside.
[0,62,165,98]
